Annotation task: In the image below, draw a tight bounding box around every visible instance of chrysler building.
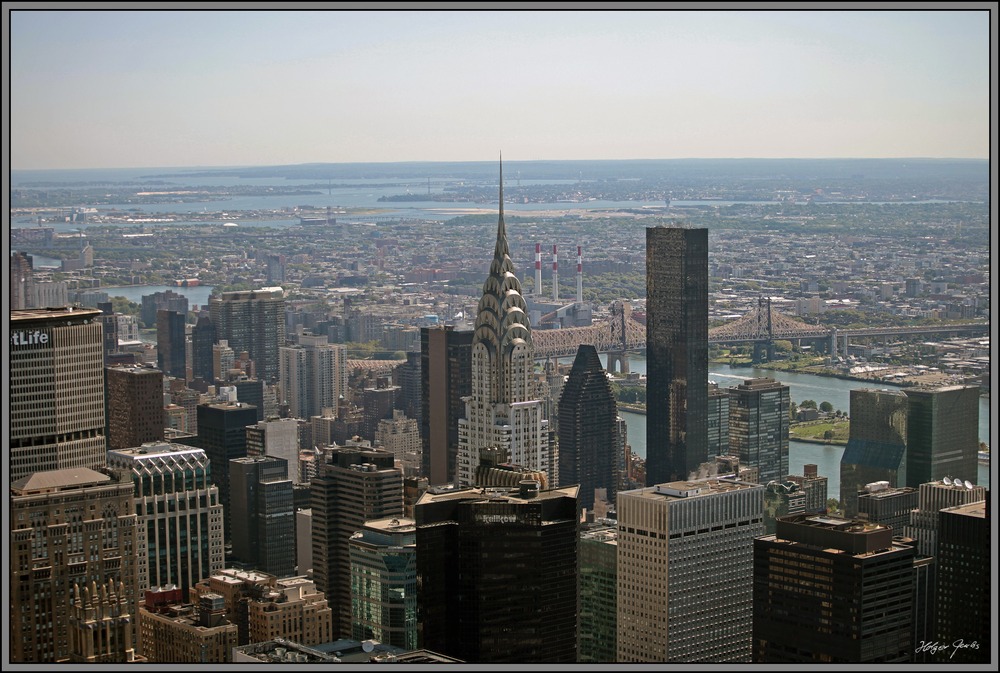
[456,160,550,487]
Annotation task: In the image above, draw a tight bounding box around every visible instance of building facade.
[753,514,916,663]
[310,448,403,639]
[935,500,989,663]
[157,309,188,379]
[457,169,550,487]
[420,325,473,486]
[10,308,107,482]
[414,482,579,663]
[578,520,618,663]
[707,381,730,457]
[229,455,296,578]
[645,226,709,485]
[10,468,139,662]
[728,378,789,486]
[191,315,217,382]
[558,344,619,512]
[107,443,224,597]
[616,478,764,662]
[105,363,165,452]
[348,517,418,650]
[840,388,909,517]
[209,287,286,382]
[278,334,347,420]
[903,384,980,487]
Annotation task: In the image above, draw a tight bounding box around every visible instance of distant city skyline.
[9,8,991,169]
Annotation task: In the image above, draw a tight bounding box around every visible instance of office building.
[784,463,828,514]
[210,287,286,382]
[278,334,347,420]
[10,468,139,662]
[617,478,764,662]
[840,388,909,517]
[558,344,619,512]
[375,409,422,477]
[296,508,313,575]
[139,589,238,663]
[935,499,989,663]
[578,520,618,663]
[856,483,918,533]
[753,514,916,663]
[230,455,296,578]
[763,480,806,533]
[420,325,473,486]
[11,250,35,309]
[141,290,188,328]
[157,309,188,379]
[457,167,550,487]
[244,576,333,646]
[707,381,730,456]
[245,417,300,478]
[10,307,107,482]
[177,401,258,544]
[362,379,401,441]
[904,385,980,487]
[645,226,709,485]
[348,517,418,650]
[414,482,579,663]
[107,443,224,596]
[67,579,137,662]
[728,377,790,486]
[98,301,120,363]
[904,478,986,558]
[311,448,403,639]
[394,350,422,425]
[191,315,217,382]
[213,340,236,382]
[105,363,165,452]
[232,377,266,420]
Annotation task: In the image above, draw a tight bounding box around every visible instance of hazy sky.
[9,8,992,169]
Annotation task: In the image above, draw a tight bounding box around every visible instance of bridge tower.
[751,295,776,365]
[607,299,631,375]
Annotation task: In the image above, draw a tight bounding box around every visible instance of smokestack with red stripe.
[576,245,583,304]
[535,243,542,296]
[552,245,559,302]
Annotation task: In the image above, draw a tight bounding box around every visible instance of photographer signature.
[915,639,980,660]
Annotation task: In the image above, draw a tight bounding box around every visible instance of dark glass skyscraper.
[156,309,187,379]
[645,226,709,485]
[558,344,619,511]
[420,324,473,486]
[191,315,217,382]
[728,377,789,486]
[230,455,296,578]
[903,384,980,487]
[414,482,579,663]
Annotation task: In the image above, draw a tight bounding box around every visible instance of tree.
[819,401,834,413]
[799,400,818,410]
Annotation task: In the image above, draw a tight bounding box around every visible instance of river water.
[606,356,991,493]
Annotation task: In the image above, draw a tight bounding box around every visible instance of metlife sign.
[10,330,51,347]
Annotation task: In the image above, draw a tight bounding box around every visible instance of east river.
[609,356,991,495]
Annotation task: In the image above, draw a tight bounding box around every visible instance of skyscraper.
[616,478,764,662]
[420,325,473,486]
[903,384,980,487]
[558,344,619,512]
[728,377,790,486]
[177,401,258,545]
[645,226,709,485]
[106,442,224,596]
[707,381,730,456]
[105,363,165,452]
[935,499,989,663]
[457,163,550,487]
[10,468,139,662]
[578,520,618,663]
[191,315,217,382]
[209,287,286,382]
[753,514,916,663]
[229,455,296,578]
[157,309,187,379]
[10,250,35,310]
[10,307,107,482]
[904,478,986,558]
[840,388,908,517]
[278,333,347,420]
[348,517,418,650]
[414,482,579,663]
[310,447,403,639]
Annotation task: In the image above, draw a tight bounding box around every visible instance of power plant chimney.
[576,245,583,304]
[552,244,559,302]
[535,243,542,296]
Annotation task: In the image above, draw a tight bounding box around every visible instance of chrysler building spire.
[458,158,550,488]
